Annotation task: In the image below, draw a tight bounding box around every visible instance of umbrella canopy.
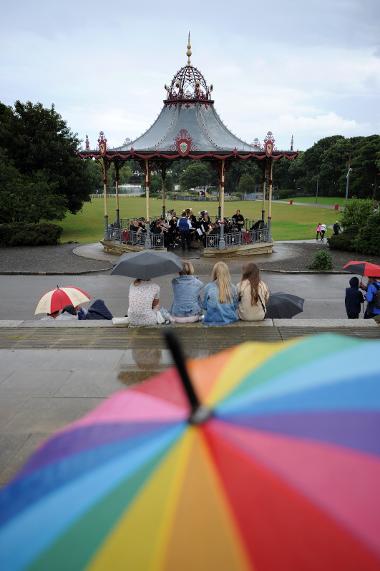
[343,261,380,277]
[111,250,183,279]
[34,286,91,315]
[266,291,304,319]
[1,333,380,571]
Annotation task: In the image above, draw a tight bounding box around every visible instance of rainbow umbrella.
[0,333,380,571]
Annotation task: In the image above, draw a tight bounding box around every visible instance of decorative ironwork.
[98,131,107,156]
[164,36,213,104]
[175,129,193,156]
[264,131,275,157]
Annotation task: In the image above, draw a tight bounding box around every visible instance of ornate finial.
[290,134,294,151]
[85,134,90,150]
[186,31,192,65]
[98,131,107,156]
[264,131,275,157]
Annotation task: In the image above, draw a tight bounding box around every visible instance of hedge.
[0,223,63,247]
[328,226,358,252]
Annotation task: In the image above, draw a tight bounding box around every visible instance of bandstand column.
[261,162,267,221]
[114,161,120,227]
[218,159,226,249]
[161,166,167,219]
[267,158,273,240]
[144,159,152,249]
[102,159,109,240]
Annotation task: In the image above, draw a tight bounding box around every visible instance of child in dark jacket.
[345,277,364,319]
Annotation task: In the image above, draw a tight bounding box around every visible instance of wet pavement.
[1,241,379,487]
[0,272,360,320]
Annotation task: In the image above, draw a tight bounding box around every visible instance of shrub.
[353,212,380,255]
[328,226,358,251]
[340,199,373,229]
[309,249,333,270]
[0,223,62,247]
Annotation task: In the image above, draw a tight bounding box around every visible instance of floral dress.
[127,282,160,325]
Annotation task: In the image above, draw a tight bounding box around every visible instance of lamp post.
[315,175,319,204]
[345,167,352,201]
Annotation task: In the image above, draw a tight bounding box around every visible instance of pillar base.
[218,223,226,250]
[144,225,152,249]
[104,214,109,240]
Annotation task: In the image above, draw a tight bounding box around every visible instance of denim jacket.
[203,282,238,325]
[171,275,204,316]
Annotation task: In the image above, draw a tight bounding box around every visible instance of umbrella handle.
[164,330,212,424]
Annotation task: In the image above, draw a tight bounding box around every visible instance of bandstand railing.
[204,228,270,249]
[120,230,165,250]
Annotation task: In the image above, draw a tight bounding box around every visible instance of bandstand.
[80,36,298,255]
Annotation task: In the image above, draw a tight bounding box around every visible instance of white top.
[127,281,160,325]
[237,280,269,321]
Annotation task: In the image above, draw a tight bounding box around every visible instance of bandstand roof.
[81,36,297,162]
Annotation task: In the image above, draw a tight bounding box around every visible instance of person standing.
[232,209,245,231]
[203,262,238,325]
[360,277,380,319]
[237,263,270,321]
[333,221,341,235]
[320,223,327,241]
[345,277,365,319]
[177,211,192,251]
[315,223,322,241]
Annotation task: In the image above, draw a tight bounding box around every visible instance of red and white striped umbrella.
[35,286,91,315]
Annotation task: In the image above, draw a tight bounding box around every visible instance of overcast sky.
[1,0,379,150]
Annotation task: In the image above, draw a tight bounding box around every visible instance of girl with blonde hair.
[203,262,238,325]
[237,262,269,321]
[170,261,204,323]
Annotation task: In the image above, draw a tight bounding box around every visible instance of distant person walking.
[320,223,327,241]
[345,277,364,319]
[315,223,322,241]
[333,221,341,235]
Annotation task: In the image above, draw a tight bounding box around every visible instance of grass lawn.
[59,196,340,243]
[286,196,346,205]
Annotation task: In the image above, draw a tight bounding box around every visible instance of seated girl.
[237,263,269,321]
[127,279,163,325]
[171,261,204,323]
[203,262,238,325]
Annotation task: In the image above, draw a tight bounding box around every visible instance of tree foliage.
[179,161,216,190]
[0,100,97,223]
[273,135,380,198]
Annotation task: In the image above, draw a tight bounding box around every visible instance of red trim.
[78,151,298,161]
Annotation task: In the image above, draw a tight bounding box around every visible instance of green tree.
[180,161,217,190]
[340,198,373,229]
[237,173,256,196]
[354,211,380,255]
[0,100,96,221]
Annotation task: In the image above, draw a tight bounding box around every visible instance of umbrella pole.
[164,330,212,424]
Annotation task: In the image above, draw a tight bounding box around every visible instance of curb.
[259,269,349,274]
[0,268,112,276]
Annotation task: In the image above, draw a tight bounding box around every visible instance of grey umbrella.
[266,292,304,319]
[111,250,183,279]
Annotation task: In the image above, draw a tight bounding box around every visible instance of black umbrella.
[111,250,183,279]
[266,292,304,319]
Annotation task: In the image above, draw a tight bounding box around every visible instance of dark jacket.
[83,299,113,320]
[345,277,364,318]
